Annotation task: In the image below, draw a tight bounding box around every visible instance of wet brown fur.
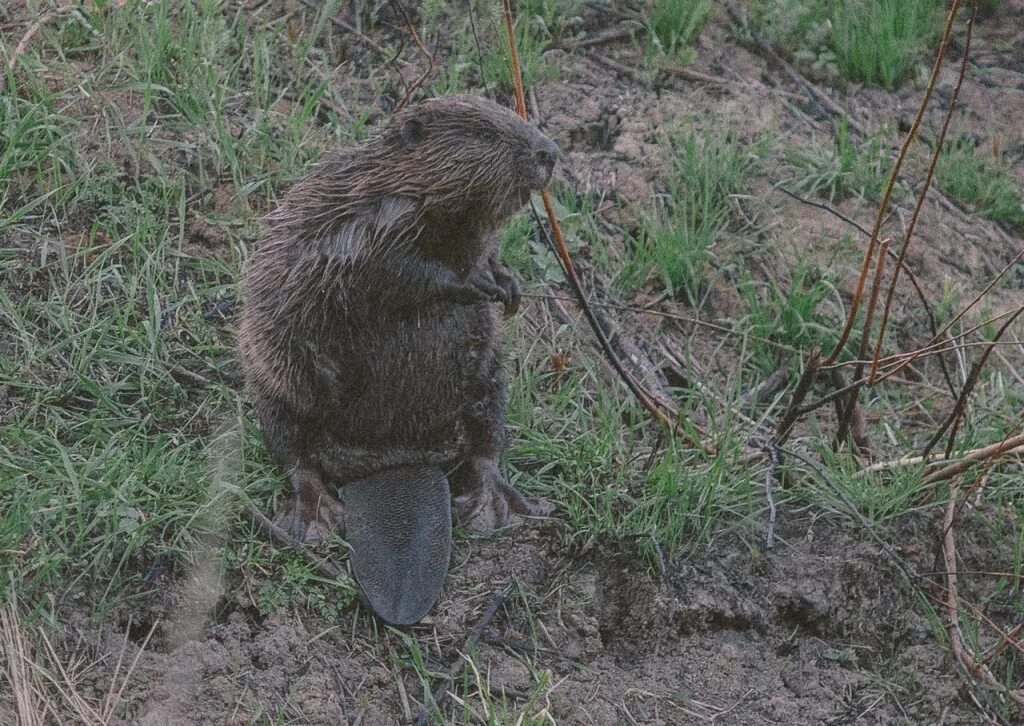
[238,95,557,536]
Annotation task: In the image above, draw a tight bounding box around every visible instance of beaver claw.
[490,260,521,318]
[451,457,550,533]
[273,468,346,544]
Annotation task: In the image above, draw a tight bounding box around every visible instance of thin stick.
[390,0,435,109]
[836,236,891,447]
[413,581,518,726]
[775,348,821,444]
[871,4,975,381]
[942,487,1024,709]
[776,185,957,397]
[502,1,711,452]
[763,445,779,549]
[921,306,1024,461]
[921,430,1024,486]
[500,0,527,118]
[824,0,961,365]
[243,503,349,582]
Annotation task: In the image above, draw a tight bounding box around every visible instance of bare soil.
[23,506,1018,724]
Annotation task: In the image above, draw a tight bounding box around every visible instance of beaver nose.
[534,139,559,185]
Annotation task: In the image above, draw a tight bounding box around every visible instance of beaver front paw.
[490,260,521,318]
[274,468,346,544]
[450,457,550,533]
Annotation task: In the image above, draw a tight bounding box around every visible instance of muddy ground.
[9,507,1018,724]
[2,0,1023,723]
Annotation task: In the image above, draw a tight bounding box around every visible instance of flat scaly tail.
[342,466,452,625]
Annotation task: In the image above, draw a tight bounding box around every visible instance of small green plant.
[831,0,942,88]
[787,117,892,202]
[620,205,719,304]
[648,0,714,64]
[739,263,838,374]
[618,126,761,303]
[751,0,942,87]
[483,12,551,91]
[936,138,1024,228]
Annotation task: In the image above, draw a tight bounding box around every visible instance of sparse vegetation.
[751,0,943,87]
[787,117,893,202]
[647,0,714,63]
[2,0,1022,723]
[618,126,761,302]
[936,137,1024,228]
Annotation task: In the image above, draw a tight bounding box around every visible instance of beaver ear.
[400,118,427,150]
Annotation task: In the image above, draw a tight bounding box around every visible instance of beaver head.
[371,95,559,227]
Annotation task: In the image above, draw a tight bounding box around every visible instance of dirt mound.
[30,509,1008,725]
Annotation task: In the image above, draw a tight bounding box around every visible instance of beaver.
[238,95,558,624]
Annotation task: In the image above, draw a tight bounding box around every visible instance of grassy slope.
[1,0,1023,721]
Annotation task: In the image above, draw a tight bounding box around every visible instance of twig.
[166,362,212,387]
[921,305,1024,461]
[824,0,962,366]
[726,5,866,133]
[832,368,871,457]
[871,3,975,382]
[775,348,821,444]
[414,581,518,726]
[389,0,434,109]
[942,486,1024,710]
[836,237,891,449]
[661,64,729,85]
[501,0,527,118]
[762,445,779,549]
[855,443,1024,477]
[296,0,404,64]
[529,205,713,454]
[501,6,714,452]
[777,185,957,399]
[921,430,1024,486]
[243,503,349,582]
[557,24,636,50]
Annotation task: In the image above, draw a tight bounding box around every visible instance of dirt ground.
[7,506,1016,724]
[2,0,1023,723]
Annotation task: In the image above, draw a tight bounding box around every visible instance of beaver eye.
[477,128,497,142]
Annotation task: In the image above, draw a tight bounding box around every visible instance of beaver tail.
[342,466,452,625]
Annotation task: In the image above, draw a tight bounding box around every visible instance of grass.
[831,0,942,88]
[750,0,943,87]
[935,137,1024,228]
[617,125,762,303]
[738,262,839,375]
[647,0,714,64]
[2,0,1023,722]
[786,117,893,203]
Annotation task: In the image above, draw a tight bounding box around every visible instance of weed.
[618,126,761,303]
[750,0,942,87]
[831,0,942,88]
[648,0,714,64]
[739,263,839,375]
[787,117,893,202]
[935,137,1024,228]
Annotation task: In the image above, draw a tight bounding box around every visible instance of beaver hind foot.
[342,466,452,625]
[451,457,551,533]
[274,468,346,544]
